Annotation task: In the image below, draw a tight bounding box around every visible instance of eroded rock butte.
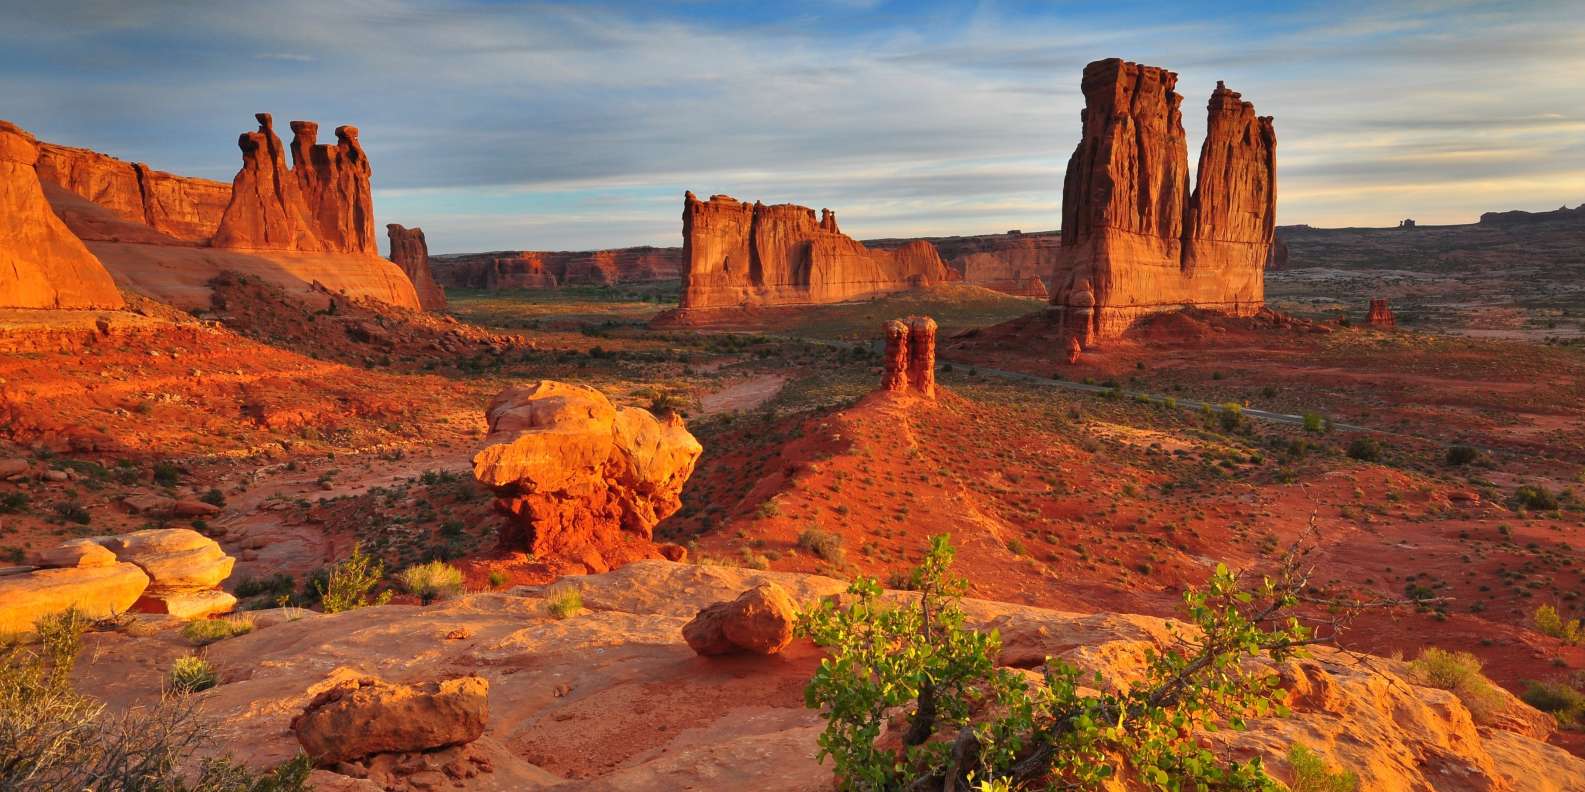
[387,223,447,311]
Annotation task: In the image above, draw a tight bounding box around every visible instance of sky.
[2,0,1582,254]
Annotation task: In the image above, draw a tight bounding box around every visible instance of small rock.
[682,582,797,656]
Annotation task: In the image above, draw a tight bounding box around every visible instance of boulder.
[1049,60,1273,343]
[0,562,149,633]
[682,583,797,656]
[290,676,489,765]
[0,119,125,309]
[0,458,30,478]
[35,538,116,569]
[100,528,234,591]
[473,381,701,573]
[387,224,447,311]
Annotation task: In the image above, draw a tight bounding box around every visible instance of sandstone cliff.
[676,192,954,311]
[387,224,447,311]
[0,120,125,310]
[34,141,230,243]
[212,114,377,254]
[869,230,1059,298]
[430,246,682,290]
[1050,59,1275,343]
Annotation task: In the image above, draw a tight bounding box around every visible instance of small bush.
[315,543,392,613]
[545,583,583,619]
[168,655,218,693]
[798,528,845,563]
[199,488,227,508]
[1514,484,1559,511]
[398,561,464,603]
[1409,647,1506,723]
[1522,680,1585,728]
[52,501,91,525]
[0,492,29,513]
[756,499,782,519]
[1287,744,1359,792]
[1534,604,1583,643]
[1302,412,1326,433]
[182,616,255,646]
[152,461,181,487]
[487,570,508,589]
[1445,445,1480,466]
[1346,437,1381,462]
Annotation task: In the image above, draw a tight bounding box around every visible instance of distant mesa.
[668,191,955,315]
[0,120,124,309]
[868,230,1058,298]
[388,224,447,311]
[1478,203,1584,226]
[430,246,681,290]
[1050,59,1275,345]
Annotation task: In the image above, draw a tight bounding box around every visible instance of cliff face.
[868,231,1059,298]
[0,120,124,309]
[429,247,681,290]
[212,114,377,254]
[678,192,952,311]
[34,143,230,243]
[386,224,447,311]
[1051,59,1275,342]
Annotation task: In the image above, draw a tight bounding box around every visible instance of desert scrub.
[797,535,1310,790]
[398,560,464,603]
[1346,437,1381,462]
[1445,444,1480,466]
[182,615,255,646]
[167,655,218,693]
[544,582,583,619]
[1514,484,1560,511]
[316,543,393,613]
[1302,412,1326,433]
[1287,744,1359,792]
[797,528,845,563]
[1408,647,1506,723]
[1521,679,1585,729]
[1534,604,1583,643]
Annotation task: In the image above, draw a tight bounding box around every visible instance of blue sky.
[2,0,1581,253]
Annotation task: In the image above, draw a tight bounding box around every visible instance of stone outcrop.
[869,230,1059,298]
[682,583,797,656]
[0,120,125,309]
[1367,298,1396,328]
[387,224,447,311]
[291,675,489,765]
[212,114,377,254]
[1050,59,1275,343]
[0,562,149,634]
[472,380,701,573]
[879,316,938,398]
[99,528,237,618]
[430,247,681,290]
[34,141,230,243]
[674,192,953,312]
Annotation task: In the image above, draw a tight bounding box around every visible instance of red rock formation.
[868,230,1060,298]
[387,224,447,311]
[877,315,938,399]
[34,142,230,243]
[676,192,952,311]
[1367,298,1396,328]
[1266,234,1289,271]
[0,120,125,309]
[881,319,909,392]
[472,381,701,573]
[291,676,488,765]
[1050,59,1275,343]
[212,114,377,254]
[682,583,797,656]
[429,247,681,290]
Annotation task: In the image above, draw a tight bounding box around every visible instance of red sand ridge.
[669,191,955,314]
[213,114,377,254]
[387,223,447,311]
[1051,59,1275,346]
[0,120,124,309]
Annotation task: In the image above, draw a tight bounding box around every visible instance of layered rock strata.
[430,247,682,290]
[1050,59,1275,343]
[387,224,447,311]
[868,230,1059,298]
[0,120,126,309]
[100,528,237,618]
[676,192,953,311]
[34,141,230,243]
[472,380,701,573]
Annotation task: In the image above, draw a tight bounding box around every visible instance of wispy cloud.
[1,0,1581,251]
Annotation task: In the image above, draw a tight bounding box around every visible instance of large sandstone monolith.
[1367,298,1396,328]
[472,380,701,573]
[290,122,377,254]
[673,192,952,313]
[1050,59,1274,345]
[0,120,125,309]
[291,676,489,765]
[387,223,447,311]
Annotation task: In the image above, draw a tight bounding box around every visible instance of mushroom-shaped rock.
[291,676,489,765]
[472,380,701,573]
[0,563,149,634]
[682,582,798,656]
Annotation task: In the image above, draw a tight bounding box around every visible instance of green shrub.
[1515,484,1559,511]
[1445,445,1480,466]
[1217,403,1244,432]
[1534,604,1583,643]
[52,501,91,525]
[168,655,218,693]
[1287,744,1359,792]
[1346,437,1381,462]
[0,492,29,514]
[544,583,583,619]
[199,488,227,508]
[315,543,392,613]
[1302,412,1326,433]
[1409,647,1506,724]
[797,528,845,563]
[398,561,464,603]
[487,570,508,589]
[1521,680,1585,728]
[796,535,1308,790]
[152,461,182,487]
[182,616,255,646]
